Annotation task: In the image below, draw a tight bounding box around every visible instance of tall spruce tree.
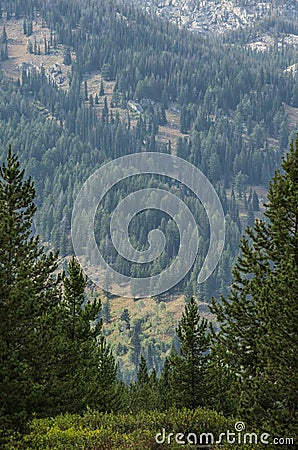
[137,354,149,386]
[169,297,211,409]
[59,257,118,413]
[0,147,60,429]
[129,354,159,412]
[211,136,298,437]
[158,356,175,411]
[94,333,119,412]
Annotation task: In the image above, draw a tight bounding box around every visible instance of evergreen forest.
[0,0,297,448]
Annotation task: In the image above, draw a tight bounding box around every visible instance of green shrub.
[5,408,267,449]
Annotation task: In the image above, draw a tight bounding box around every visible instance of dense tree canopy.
[211,136,298,437]
[0,150,119,438]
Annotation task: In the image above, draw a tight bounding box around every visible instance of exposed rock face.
[134,0,297,34]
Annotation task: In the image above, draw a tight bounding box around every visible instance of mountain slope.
[134,0,298,35]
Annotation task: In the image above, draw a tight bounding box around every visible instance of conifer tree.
[158,356,175,410]
[129,355,159,412]
[84,80,88,101]
[120,308,130,329]
[211,136,298,436]
[169,297,211,409]
[99,79,105,96]
[27,20,33,36]
[1,26,7,43]
[63,256,99,341]
[63,47,72,66]
[204,349,237,415]
[252,189,259,211]
[102,297,111,323]
[23,19,27,36]
[60,257,118,413]
[0,147,59,428]
[130,319,142,371]
[137,354,149,386]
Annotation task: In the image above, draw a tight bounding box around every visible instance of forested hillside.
[0,0,296,381]
[0,1,297,446]
[0,0,297,296]
[1,137,297,448]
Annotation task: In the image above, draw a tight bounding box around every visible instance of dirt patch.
[158,109,189,152]
[1,17,72,87]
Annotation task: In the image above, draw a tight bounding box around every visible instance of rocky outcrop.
[135,0,297,34]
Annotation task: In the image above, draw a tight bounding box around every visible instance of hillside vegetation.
[0,0,297,380]
[0,1,297,446]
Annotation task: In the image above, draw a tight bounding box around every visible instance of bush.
[5,408,267,449]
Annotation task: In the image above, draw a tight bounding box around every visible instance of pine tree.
[102,297,111,323]
[169,297,211,409]
[58,257,98,411]
[234,170,248,199]
[120,308,130,329]
[1,42,8,61]
[160,105,167,125]
[211,136,298,436]
[27,21,33,37]
[129,355,159,412]
[63,257,95,340]
[0,147,59,429]
[99,79,105,96]
[137,354,149,386]
[102,96,109,123]
[130,319,142,371]
[94,334,119,412]
[1,26,7,43]
[63,47,72,66]
[33,38,37,56]
[84,80,88,101]
[247,207,255,228]
[158,356,175,410]
[204,348,237,415]
[59,257,118,413]
[252,189,259,211]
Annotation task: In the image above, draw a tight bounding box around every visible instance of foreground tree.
[62,257,119,413]
[169,297,211,409]
[0,147,60,430]
[211,136,298,436]
[0,150,120,435]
